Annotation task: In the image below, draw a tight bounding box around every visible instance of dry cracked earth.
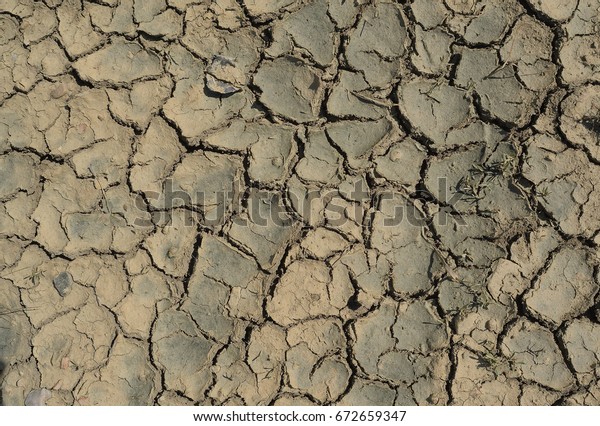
[1,0,600,407]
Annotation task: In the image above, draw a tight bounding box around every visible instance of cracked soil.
[1,0,600,406]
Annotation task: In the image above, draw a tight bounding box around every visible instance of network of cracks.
[1,0,600,406]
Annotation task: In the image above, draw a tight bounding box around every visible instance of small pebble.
[50,84,66,99]
[390,147,404,162]
[53,271,73,297]
[25,388,52,406]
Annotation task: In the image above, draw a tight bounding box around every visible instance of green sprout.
[537,185,551,202]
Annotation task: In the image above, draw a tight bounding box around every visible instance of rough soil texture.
[1,0,600,407]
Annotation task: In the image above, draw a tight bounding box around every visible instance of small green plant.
[458,249,474,265]
[443,273,494,319]
[25,266,44,286]
[471,349,522,378]
[497,154,519,177]
[474,350,508,370]
[96,178,113,215]
[537,185,551,202]
[2,265,44,286]
[456,176,485,204]
[470,154,519,182]
[449,285,492,318]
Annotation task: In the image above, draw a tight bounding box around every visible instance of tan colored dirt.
[1,0,599,406]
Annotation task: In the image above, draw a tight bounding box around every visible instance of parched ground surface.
[1,0,600,406]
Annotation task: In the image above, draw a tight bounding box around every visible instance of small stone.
[25,388,52,406]
[50,85,65,99]
[389,147,403,162]
[53,271,73,297]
